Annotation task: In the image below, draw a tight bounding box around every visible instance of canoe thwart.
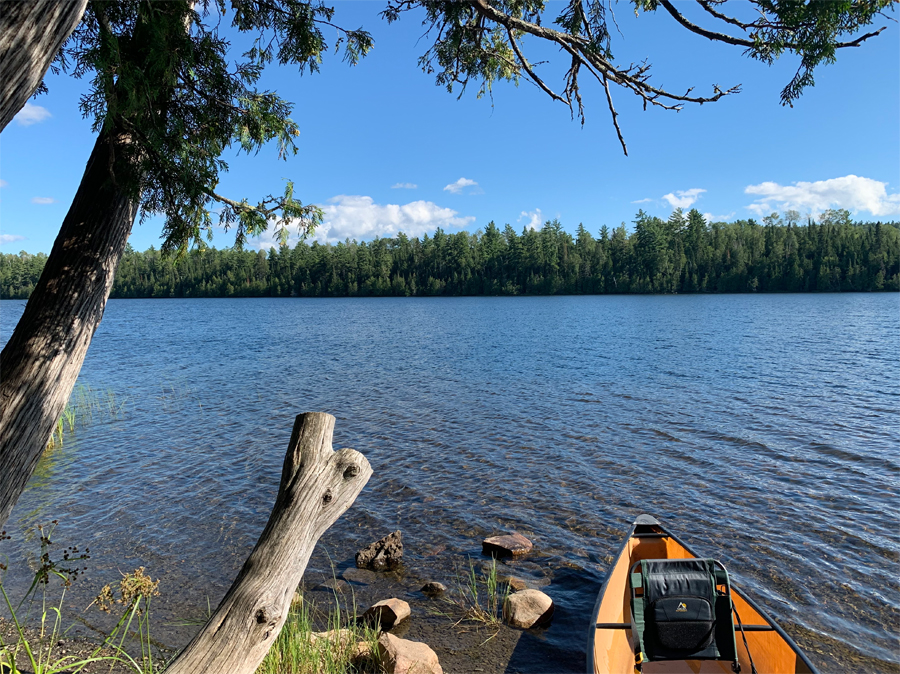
[631,533,669,539]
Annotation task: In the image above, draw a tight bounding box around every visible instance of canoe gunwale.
[586,521,638,674]
[585,516,821,674]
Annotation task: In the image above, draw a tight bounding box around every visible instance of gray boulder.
[356,530,403,571]
[420,581,446,597]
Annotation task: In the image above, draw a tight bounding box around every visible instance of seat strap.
[630,570,647,670]
[732,604,759,674]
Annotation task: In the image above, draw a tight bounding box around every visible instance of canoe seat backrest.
[630,558,739,671]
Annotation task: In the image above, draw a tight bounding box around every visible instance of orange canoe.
[587,515,819,674]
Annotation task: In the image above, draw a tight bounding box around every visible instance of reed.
[254,595,380,674]
[442,557,510,631]
[44,419,65,451]
[44,385,129,453]
[61,407,76,434]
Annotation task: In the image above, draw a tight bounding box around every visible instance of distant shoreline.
[2,289,898,302]
[3,218,899,299]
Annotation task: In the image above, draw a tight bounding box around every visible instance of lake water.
[1,295,898,673]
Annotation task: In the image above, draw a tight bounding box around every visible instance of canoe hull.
[587,516,818,674]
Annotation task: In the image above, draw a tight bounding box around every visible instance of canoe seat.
[630,558,740,672]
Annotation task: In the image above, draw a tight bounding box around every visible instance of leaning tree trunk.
[165,412,373,674]
[0,125,138,529]
[0,0,88,132]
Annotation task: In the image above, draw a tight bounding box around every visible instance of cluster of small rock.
[328,529,554,673]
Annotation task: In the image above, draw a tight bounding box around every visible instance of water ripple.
[1,294,898,672]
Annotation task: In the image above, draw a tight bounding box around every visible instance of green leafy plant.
[0,523,160,674]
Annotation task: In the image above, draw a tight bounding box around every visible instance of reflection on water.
[1,294,898,673]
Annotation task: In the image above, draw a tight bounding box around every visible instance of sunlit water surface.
[1,295,897,673]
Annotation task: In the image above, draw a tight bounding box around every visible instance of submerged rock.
[356,530,404,571]
[502,576,529,592]
[420,581,446,597]
[313,578,349,593]
[342,567,379,585]
[503,589,554,629]
[364,598,411,631]
[499,574,550,592]
[482,532,533,557]
[375,632,443,674]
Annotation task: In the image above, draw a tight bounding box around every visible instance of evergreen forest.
[2,209,898,300]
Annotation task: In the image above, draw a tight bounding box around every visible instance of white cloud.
[14,103,51,126]
[391,182,417,189]
[443,177,481,194]
[631,198,653,204]
[0,180,7,188]
[31,197,56,204]
[702,212,735,223]
[0,234,25,245]
[745,175,900,217]
[662,188,706,209]
[518,208,543,230]
[251,195,475,247]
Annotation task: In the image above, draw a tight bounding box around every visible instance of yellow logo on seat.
[676,602,688,612]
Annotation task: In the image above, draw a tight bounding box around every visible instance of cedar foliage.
[3,210,897,299]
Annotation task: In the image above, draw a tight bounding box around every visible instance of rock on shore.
[482,532,533,557]
[356,530,404,571]
[503,589,554,628]
[420,581,446,597]
[375,632,443,674]
[363,597,411,630]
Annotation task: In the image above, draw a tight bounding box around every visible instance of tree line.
[2,209,898,300]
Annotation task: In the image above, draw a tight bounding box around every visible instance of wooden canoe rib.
[587,515,819,674]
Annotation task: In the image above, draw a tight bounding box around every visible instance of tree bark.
[0,0,88,132]
[165,412,373,674]
[0,126,138,529]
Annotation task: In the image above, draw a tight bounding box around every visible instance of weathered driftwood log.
[0,0,88,132]
[165,412,372,674]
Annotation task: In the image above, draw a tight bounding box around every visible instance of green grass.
[438,557,510,634]
[255,595,381,674]
[44,385,129,452]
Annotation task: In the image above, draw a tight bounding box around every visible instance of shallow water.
[1,294,898,672]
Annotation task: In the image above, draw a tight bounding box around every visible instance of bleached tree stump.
[165,412,372,674]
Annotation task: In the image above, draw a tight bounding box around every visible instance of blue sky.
[1,2,898,254]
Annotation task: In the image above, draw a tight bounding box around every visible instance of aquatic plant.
[0,523,159,674]
[442,557,510,633]
[43,385,129,453]
[91,567,162,673]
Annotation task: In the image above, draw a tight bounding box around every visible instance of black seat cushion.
[641,559,719,660]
